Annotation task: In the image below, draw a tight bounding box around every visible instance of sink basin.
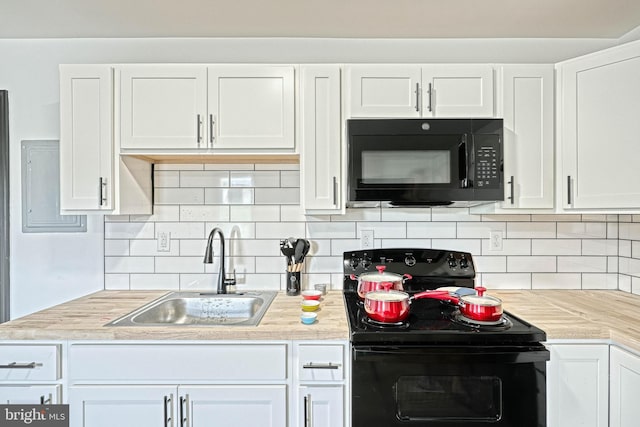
[106,291,277,327]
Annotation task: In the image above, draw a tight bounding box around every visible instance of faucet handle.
[224,270,237,294]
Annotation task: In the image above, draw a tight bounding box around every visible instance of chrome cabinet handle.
[302,362,341,370]
[164,394,173,427]
[303,394,311,427]
[567,175,572,205]
[427,82,433,112]
[99,177,107,206]
[40,394,52,404]
[179,395,187,427]
[507,176,514,205]
[196,114,202,147]
[0,362,43,369]
[415,83,420,112]
[209,114,215,146]
[332,176,338,207]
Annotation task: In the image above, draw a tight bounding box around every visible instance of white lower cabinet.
[610,346,640,427]
[298,385,344,427]
[68,385,286,427]
[546,343,609,427]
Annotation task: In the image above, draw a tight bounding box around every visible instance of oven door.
[352,344,549,427]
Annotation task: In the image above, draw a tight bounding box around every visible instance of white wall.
[0,36,622,318]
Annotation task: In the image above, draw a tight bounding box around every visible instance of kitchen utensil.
[301,290,322,300]
[351,265,412,299]
[280,239,295,272]
[300,312,317,325]
[294,238,306,270]
[301,300,320,312]
[418,286,503,322]
[363,287,449,323]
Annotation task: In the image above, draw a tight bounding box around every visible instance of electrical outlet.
[157,231,171,252]
[489,230,503,251]
[361,229,374,249]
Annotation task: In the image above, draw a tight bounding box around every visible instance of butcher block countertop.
[1,289,640,351]
[0,290,349,341]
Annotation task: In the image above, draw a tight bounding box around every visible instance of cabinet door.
[346,65,421,117]
[181,385,287,427]
[299,385,344,427]
[68,386,176,427]
[120,65,207,149]
[610,346,640,427]
[0,385,60,404]
[499,65,554,209]
[300,65,342,213]
[208,66,295,150]
[546,344,609,427]
[422,65,494,117]
[60,65,113,210]
[560,43,640,209]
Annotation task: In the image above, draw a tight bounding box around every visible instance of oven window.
[395,375,502,421]
[361,150,451,184]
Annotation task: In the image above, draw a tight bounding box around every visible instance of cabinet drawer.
[298,344,345,381]
[69,344,287,382]
[0,385,61,404]
[0,345,60,381]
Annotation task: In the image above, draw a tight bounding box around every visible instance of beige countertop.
[0,290,349,341]
[1,289,640,352]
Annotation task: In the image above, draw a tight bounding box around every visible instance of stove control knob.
[349,258,361,270]
[459,258,469,269]
[361,258,372,269]
[448,258,457,268]
[404,255,417,267]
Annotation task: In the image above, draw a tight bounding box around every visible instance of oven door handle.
[354,345,550,364]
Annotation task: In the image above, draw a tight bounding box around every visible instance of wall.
[618,216,640,294]
[105,164,621,292]
[0,36,627,318]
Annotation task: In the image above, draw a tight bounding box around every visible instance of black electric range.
[344,248,550,427]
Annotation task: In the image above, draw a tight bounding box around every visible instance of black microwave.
[347,118,504,207]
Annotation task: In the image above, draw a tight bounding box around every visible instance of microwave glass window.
[361,150,451,184]
[395,375,502,421]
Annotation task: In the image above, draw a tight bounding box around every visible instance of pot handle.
[350,274,357,280]
[402,273,413,282]
[475,286,487,296]
[381,282,394,291]
[376,265,386,274]
[412,290,458,303]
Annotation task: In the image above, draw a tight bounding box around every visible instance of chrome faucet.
[203,227,234,294]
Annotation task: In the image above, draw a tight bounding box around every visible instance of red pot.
[419,286,503,322]
[363,288,449,323]
[351,265,412,299]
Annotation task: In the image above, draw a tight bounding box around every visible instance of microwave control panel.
[474,141,500,189]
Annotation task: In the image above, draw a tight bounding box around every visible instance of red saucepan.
[363,285,448,323]
[422,286,503,322]
[351,265,412,299]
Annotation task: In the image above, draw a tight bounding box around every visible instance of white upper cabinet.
[559,40,640,209]
[60,65,114,211]
[300,65,342,213]
[499,64,555,209]
[208,65,295,151]
[119,65,207,150]
[346,64,493,118]
[422,65,494,117]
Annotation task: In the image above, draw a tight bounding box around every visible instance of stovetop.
[343,248,547,346]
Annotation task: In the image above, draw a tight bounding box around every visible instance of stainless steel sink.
[106,291,277,327]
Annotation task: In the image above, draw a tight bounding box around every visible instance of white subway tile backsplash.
[230,205,280,222]
[532,273,582,289]
[155,257,205,274]
[406,222,456,238]
[531,239,581,256]
[155,188,204,205]
[103,163,640,294]
[205,188,254,205]
[507,222,556,239]
[130,274,180,290]
[180,171,229,188]
[507,256,556,272]
[254,188,299,205]
[105,223,154,239]
[230,171,280,187]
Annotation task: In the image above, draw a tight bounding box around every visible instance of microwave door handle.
[459,135,470,188]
